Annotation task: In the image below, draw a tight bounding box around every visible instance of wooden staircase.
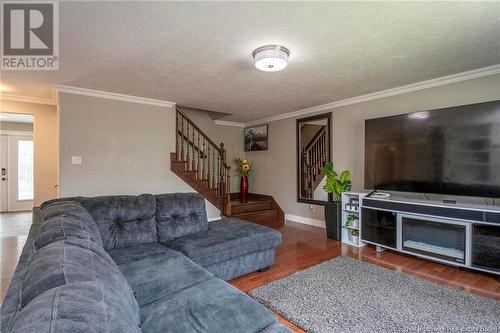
[171,107,231,216]
[170,107,285,228]
[301,125,328,199]
[230,193,284,228]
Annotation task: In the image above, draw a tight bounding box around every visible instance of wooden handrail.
[176,107,222,154]
[304,126,327,152]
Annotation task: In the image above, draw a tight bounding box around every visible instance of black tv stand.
[360,195,500,276]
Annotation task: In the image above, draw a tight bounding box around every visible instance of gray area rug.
[249,257,500,333]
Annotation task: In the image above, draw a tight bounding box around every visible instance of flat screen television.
[365,100,500,198]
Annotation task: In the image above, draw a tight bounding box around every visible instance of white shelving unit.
[341,192,367,247]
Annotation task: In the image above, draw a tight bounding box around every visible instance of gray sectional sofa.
[1,193,291,333]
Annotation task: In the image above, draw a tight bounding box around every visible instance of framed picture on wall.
[244,125,268,151]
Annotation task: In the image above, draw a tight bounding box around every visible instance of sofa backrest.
[155,193,208,242]
[40,193,209,249]
[78,194,158,250]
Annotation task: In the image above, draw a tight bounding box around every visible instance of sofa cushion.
[8,282,141,333]
[34,215,102,250]
[139,277,281,333]
[155,193,208,242]
[40,200,103,247]
[79,194,157,249]
[108,243,213,306]
[163,218,282,267]
[21,238,138,322]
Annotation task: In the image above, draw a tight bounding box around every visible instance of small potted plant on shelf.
[321,162,352,240]
[351,229,359,244]
[346,213,359,228]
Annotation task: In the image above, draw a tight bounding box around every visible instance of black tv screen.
[365,100,500,198]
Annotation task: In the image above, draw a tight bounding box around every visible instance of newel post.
[219,143,231,216]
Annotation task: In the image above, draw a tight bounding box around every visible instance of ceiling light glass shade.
[408,111,430,120]
[253,45,290,72]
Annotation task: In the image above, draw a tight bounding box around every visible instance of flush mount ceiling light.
[408,111,430,120]
[252,45,290,72]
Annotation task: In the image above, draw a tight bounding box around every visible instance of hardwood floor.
[1,212,499,332]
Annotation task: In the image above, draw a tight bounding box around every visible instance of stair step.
[231,208,279,218]
[230,209,283,228]
[231,201,273,214]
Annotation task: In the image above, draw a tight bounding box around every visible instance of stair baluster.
[176,111,179,158]
[212,149,216,191]
[197,132,200,179]
[181,115,185,161]
[302,126,328,199]
[191,123,195,171]
[202,138,206,183]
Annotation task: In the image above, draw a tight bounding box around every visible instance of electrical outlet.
[71,156,82,165]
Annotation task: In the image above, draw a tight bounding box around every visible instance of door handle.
[1,168,5,176]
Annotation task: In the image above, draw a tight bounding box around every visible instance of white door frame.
[0,130,34,212]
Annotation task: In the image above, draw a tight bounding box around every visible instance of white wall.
[57,93,221,219]
[249,73,500,226]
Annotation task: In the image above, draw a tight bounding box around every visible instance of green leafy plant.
[346,214,358,224]
[343,213,359,228]
[351,229,359,237]
[321,162,352,202]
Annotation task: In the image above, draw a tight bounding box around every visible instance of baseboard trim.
[285,214,325,229]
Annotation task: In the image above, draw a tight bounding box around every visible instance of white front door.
[6,135,34,211]
[0,135,8,212]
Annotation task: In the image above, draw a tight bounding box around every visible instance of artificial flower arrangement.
[235,158,252,176]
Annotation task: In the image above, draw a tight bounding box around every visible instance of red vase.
[240,176,249,203]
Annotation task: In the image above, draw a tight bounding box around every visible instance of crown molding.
[54,85,176,108]
[244,64,500,126]
[0,93,56,105]
[214,120,245,128]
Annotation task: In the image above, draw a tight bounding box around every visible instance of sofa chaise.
[1,193,291,333]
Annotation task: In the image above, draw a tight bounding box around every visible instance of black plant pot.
[324,201,342,240]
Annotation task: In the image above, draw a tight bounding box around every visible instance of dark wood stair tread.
[231,208,280,217]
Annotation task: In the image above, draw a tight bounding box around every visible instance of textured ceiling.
[1,1,499,122]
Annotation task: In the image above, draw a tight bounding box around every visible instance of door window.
[17,140,33,200]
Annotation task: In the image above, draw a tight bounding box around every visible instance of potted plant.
[351,229,359,244]
[321,162,352,240]
[346,213,359,228]
[235,158,251,203]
